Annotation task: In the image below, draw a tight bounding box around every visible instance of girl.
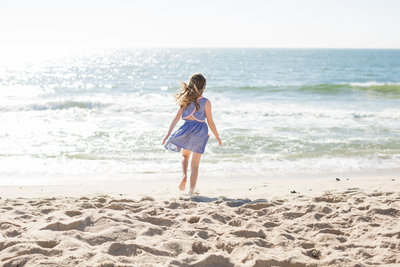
[162,73,222,195]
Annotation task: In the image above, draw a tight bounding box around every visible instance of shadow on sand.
[180,195,268,207]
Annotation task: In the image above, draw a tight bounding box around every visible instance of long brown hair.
[176,73,206,110]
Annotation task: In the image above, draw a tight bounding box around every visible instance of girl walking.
[163,73,221,195]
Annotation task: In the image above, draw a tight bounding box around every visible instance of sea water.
[1,48,399,184]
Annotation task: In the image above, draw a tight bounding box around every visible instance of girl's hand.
[162,135,170,145]
[217,138,222,146]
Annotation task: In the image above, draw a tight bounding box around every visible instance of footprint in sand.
[104,203,124,210]
[162,241,183,256]
[140,216,174,227]
[108,242,171,257]
[187,216,200,223]
[141,227,164,236]
[140,196,155,201]
[79,202,96,209]
[96,197,108,203]
[41,217,91,231]
[216,241,234,253]
[167,202,180,209]
[368,208,399,217]
[251,258,310,267]
[228,219,242,227]
[280,233,295,240]
[40,208,55,214]
[317,228,346,236]
[191,240,210,254]
[29,200,52,207]
[5,229,21,237]
[183,254,235,267]
[197,230,211,240]
[313,195,347,203]
[369,191,384,197]
[230,229,266,238]
[201,218,212,224]
[262,221,279,228]
[242,202,274,210]
[1,222,22,237]
[17,214,33,220]
[282,212,305,219]
[321,206,333,214]
[252,238,273,248]
[306,223,332,229]
[300,242,315,249]
[36,240,60,249]
[1,244,62,263]
[93,203,104,208]
[211,213,227,224]
[302,248,322,259]
[109,198,136,204]
[314,213,325,220]
[65,210,82,217]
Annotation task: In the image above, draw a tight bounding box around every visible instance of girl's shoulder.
[199,96,209,102]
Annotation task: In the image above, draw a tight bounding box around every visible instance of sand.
[0,176,399,266]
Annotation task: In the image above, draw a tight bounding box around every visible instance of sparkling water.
[1,48,399,184]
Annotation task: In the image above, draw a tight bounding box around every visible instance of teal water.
[0,48,399,184]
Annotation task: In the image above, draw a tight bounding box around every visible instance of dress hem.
[166,140,205,154]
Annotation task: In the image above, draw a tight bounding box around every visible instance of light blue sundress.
[165,96,210,154]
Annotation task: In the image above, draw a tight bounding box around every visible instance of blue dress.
[165,97,210,154]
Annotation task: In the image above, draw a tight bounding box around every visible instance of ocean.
[1,48,399,185]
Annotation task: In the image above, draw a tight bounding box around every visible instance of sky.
[0,0,400,51]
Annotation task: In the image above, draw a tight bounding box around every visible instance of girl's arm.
[162,107,183,145]
[205,100,222,146]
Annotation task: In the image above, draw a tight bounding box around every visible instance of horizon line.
[119,46,400,50]
[2,45,400,50]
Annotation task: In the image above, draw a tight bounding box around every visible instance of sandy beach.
[0,176,399,266]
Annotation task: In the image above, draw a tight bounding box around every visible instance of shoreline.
[1,175,398,200]
[1,167,399,186]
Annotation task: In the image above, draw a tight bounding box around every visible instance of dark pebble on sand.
[336,178,340,181]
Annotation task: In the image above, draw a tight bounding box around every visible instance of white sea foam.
[349,81,400,87]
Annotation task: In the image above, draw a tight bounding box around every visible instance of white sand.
[0,176,399,266]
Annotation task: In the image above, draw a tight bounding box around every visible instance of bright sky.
[1,0,400,50]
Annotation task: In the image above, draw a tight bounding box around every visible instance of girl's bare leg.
[180,149,191,191]
[189,152,202,195]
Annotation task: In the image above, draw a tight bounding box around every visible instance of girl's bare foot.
[189,188,199,196]
[179,177,187,191]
